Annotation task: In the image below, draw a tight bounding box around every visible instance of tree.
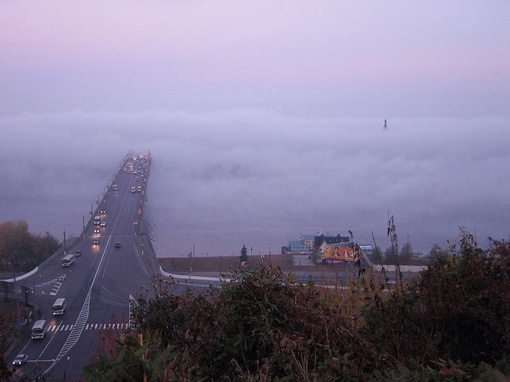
[0,304,18,380]
[0,221,58,272]
[368,245,383,264]
[383,246,394,264]
[399,242,413,264]
[429,243,447,259]
[240,244,248,264]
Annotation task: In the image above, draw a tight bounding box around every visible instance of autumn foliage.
[85,232,510,381]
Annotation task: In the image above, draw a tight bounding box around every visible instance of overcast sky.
[1,1,509,254]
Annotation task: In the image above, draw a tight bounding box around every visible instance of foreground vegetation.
[83,229,510,381]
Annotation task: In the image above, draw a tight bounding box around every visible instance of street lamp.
[52,357,70,381]
[64,356,70,380]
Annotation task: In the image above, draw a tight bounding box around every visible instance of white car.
[100,221,106,227]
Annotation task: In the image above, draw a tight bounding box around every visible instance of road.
[9,154,202,381]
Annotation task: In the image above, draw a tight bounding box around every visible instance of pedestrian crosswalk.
[47,322,131,332]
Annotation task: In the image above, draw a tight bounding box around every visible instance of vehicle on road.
[131,186,136,193]
[100,209,106,215]
[31,320,47,340]
[12,354,28,366]
[74,250,82,257]
[94,227,100,234]
[112,184,118,191]
[115,242,121,248]
[61,254,75,267]
[52,298,66,316]
[93,239,100,246]
[100,221,106,227]
[93,215,101,225]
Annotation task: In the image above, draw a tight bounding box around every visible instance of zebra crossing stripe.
[49,323,128,331]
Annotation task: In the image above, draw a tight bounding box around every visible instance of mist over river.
[1,116,510,258]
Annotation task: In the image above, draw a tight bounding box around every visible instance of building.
[282,235,315,254]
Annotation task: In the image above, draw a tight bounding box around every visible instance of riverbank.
[158,254,298,274]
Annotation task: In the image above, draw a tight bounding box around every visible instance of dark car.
[93,239,100,246]
[13,354,28,366]
[94,227,100,234]
[115,242,121,248]
[100,209,106,214]
[74,250,82,257]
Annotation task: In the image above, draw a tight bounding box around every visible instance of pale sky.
[1,2,510,255]
[1,1,509,117]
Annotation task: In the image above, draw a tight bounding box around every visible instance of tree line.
[368,241,449,265]
[0,220,59,274]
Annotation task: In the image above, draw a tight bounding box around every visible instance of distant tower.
[383,119,388,129]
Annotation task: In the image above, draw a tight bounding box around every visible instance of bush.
[361,232,510,370]
[85,232,510,381]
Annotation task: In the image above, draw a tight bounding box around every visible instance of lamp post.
[64,356,70,380]
[52,357,70,381]
[63,231,67,256]
[13,244,20,285]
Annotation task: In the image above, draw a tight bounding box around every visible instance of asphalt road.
[9,155,203,381]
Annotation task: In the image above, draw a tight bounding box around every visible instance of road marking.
[36,275,67,296]
[49,323,129,332]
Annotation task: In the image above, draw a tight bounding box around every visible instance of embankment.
[158,254,298,274]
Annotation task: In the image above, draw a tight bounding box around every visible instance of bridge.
[5,152,205,381]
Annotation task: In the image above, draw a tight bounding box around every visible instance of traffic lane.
[93,237,154,307]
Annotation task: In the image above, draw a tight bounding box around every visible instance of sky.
[1,1,510,255]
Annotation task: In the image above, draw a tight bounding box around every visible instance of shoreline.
[158,253,307,274]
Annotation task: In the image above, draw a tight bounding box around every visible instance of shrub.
[360,231,510,370]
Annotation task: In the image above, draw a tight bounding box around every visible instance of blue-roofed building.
[282,235,315,254]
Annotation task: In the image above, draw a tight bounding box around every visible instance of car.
[112,184,118,191]
[100,209,106,215]
[12,354,28,366]
[115,242,121,248]
[94,227,100,234]
[93,239,100,246]
[74,250,82,257]
[100,221,106,227]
